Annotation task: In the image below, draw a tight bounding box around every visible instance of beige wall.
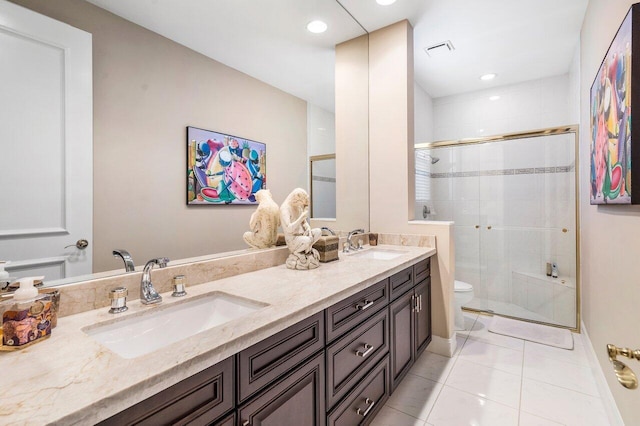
[580,1,640,423]
[368,21,454,342]
[10,0,308,273]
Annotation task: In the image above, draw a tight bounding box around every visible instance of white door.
[0,0,92,284]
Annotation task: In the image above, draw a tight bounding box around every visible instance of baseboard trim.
[427,334,456,357]
[580,321,624,426]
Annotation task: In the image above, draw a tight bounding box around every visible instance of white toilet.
[454,280,474,330]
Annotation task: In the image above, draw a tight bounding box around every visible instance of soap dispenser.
[12,276,39,302]
[1,276,53,348]
[0,261,9,290]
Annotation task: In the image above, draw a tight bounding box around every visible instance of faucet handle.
[108,287,129,314]
[172,275,187,297]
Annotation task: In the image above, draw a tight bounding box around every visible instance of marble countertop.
[0,244,435,425]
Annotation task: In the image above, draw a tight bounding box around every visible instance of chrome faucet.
[347,229,365,251]
[140,257,169,305]
[321,226,336,236]
[112,249,135,272]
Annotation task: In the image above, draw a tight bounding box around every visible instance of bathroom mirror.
[309,155,337,219]
[1,0,367,288]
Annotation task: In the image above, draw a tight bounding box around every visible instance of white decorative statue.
[243,189,281,249]
[279,188,321,270]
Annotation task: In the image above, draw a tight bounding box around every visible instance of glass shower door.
[417,127,578,330]
[479,132,577,329]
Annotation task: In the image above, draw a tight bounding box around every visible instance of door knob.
[65,239,89,249]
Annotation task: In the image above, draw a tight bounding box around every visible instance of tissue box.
[312,236,339,263]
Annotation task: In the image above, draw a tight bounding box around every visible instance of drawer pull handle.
[412,295,417,312]
[418,294,423,312]
[356,397,376,417]
[355,300,374,311]
[242,421,250,426]
[355,343,374,358]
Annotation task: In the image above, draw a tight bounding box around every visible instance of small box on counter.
[312,235,339,263]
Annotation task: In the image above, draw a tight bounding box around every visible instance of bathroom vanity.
[0,245,435,425]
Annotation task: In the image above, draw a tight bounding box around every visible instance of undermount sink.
[351,248,408,260]
[83,292,268,359]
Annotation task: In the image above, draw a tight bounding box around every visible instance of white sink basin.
[83,292,267,359]
[351,248,408,260]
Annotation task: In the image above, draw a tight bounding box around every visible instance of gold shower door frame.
[416,125,581,332]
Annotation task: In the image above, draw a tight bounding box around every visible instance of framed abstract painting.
[590,4,640,204]
[187,126,266,205]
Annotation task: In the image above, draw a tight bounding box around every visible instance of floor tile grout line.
[417,314,477,424]
[519,408,569,426]
[523,376,606,399]
[518,335,526,425]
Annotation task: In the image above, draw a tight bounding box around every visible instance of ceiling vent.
[424,40,455,57]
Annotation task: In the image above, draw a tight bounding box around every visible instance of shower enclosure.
[415,127,579,330]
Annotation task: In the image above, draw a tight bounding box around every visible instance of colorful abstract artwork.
[590,6,637,204]
[187,126,266,205]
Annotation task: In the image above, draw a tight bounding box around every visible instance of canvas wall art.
[590,4,640,204]
[187,126,266,205]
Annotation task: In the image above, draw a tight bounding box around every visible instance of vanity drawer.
[98,356,234,426]
[389,265,414,300]
[326,308,389,408]
[238,311,325,403]
[327,355,390,426]
[414,258,430,283]
[325,278,389,342]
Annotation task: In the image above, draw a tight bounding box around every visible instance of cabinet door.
[413,278,432,359]
[98,357,234,426]
[238,352,325,426]
[389,290,415,391]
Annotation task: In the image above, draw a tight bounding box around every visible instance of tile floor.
[370,312,610,426]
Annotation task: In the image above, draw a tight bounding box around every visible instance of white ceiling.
[85,0,588,108]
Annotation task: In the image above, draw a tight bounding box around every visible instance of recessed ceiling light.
[480,73,497,81]
[489,95,500,101]
[307,20,327,34]
[376,0,397,5]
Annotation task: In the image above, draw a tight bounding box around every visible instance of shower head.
[425,153,439,164]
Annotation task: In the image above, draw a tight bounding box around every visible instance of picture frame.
[187,126,266,205]
[590,4,640,204]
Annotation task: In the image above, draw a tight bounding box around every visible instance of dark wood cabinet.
[389,288,415,391]
[325,278,389,343]
[326,307,389,408]
[237,312,325,404]
[327,355,390,426]
[389,266,414,301]
[414,278,432,358]
[97,356,234,426]
[389,261,432,391]
[237,351,325,426]
[99,256,432,426]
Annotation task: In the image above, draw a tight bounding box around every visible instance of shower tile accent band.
[428,164,575,178]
